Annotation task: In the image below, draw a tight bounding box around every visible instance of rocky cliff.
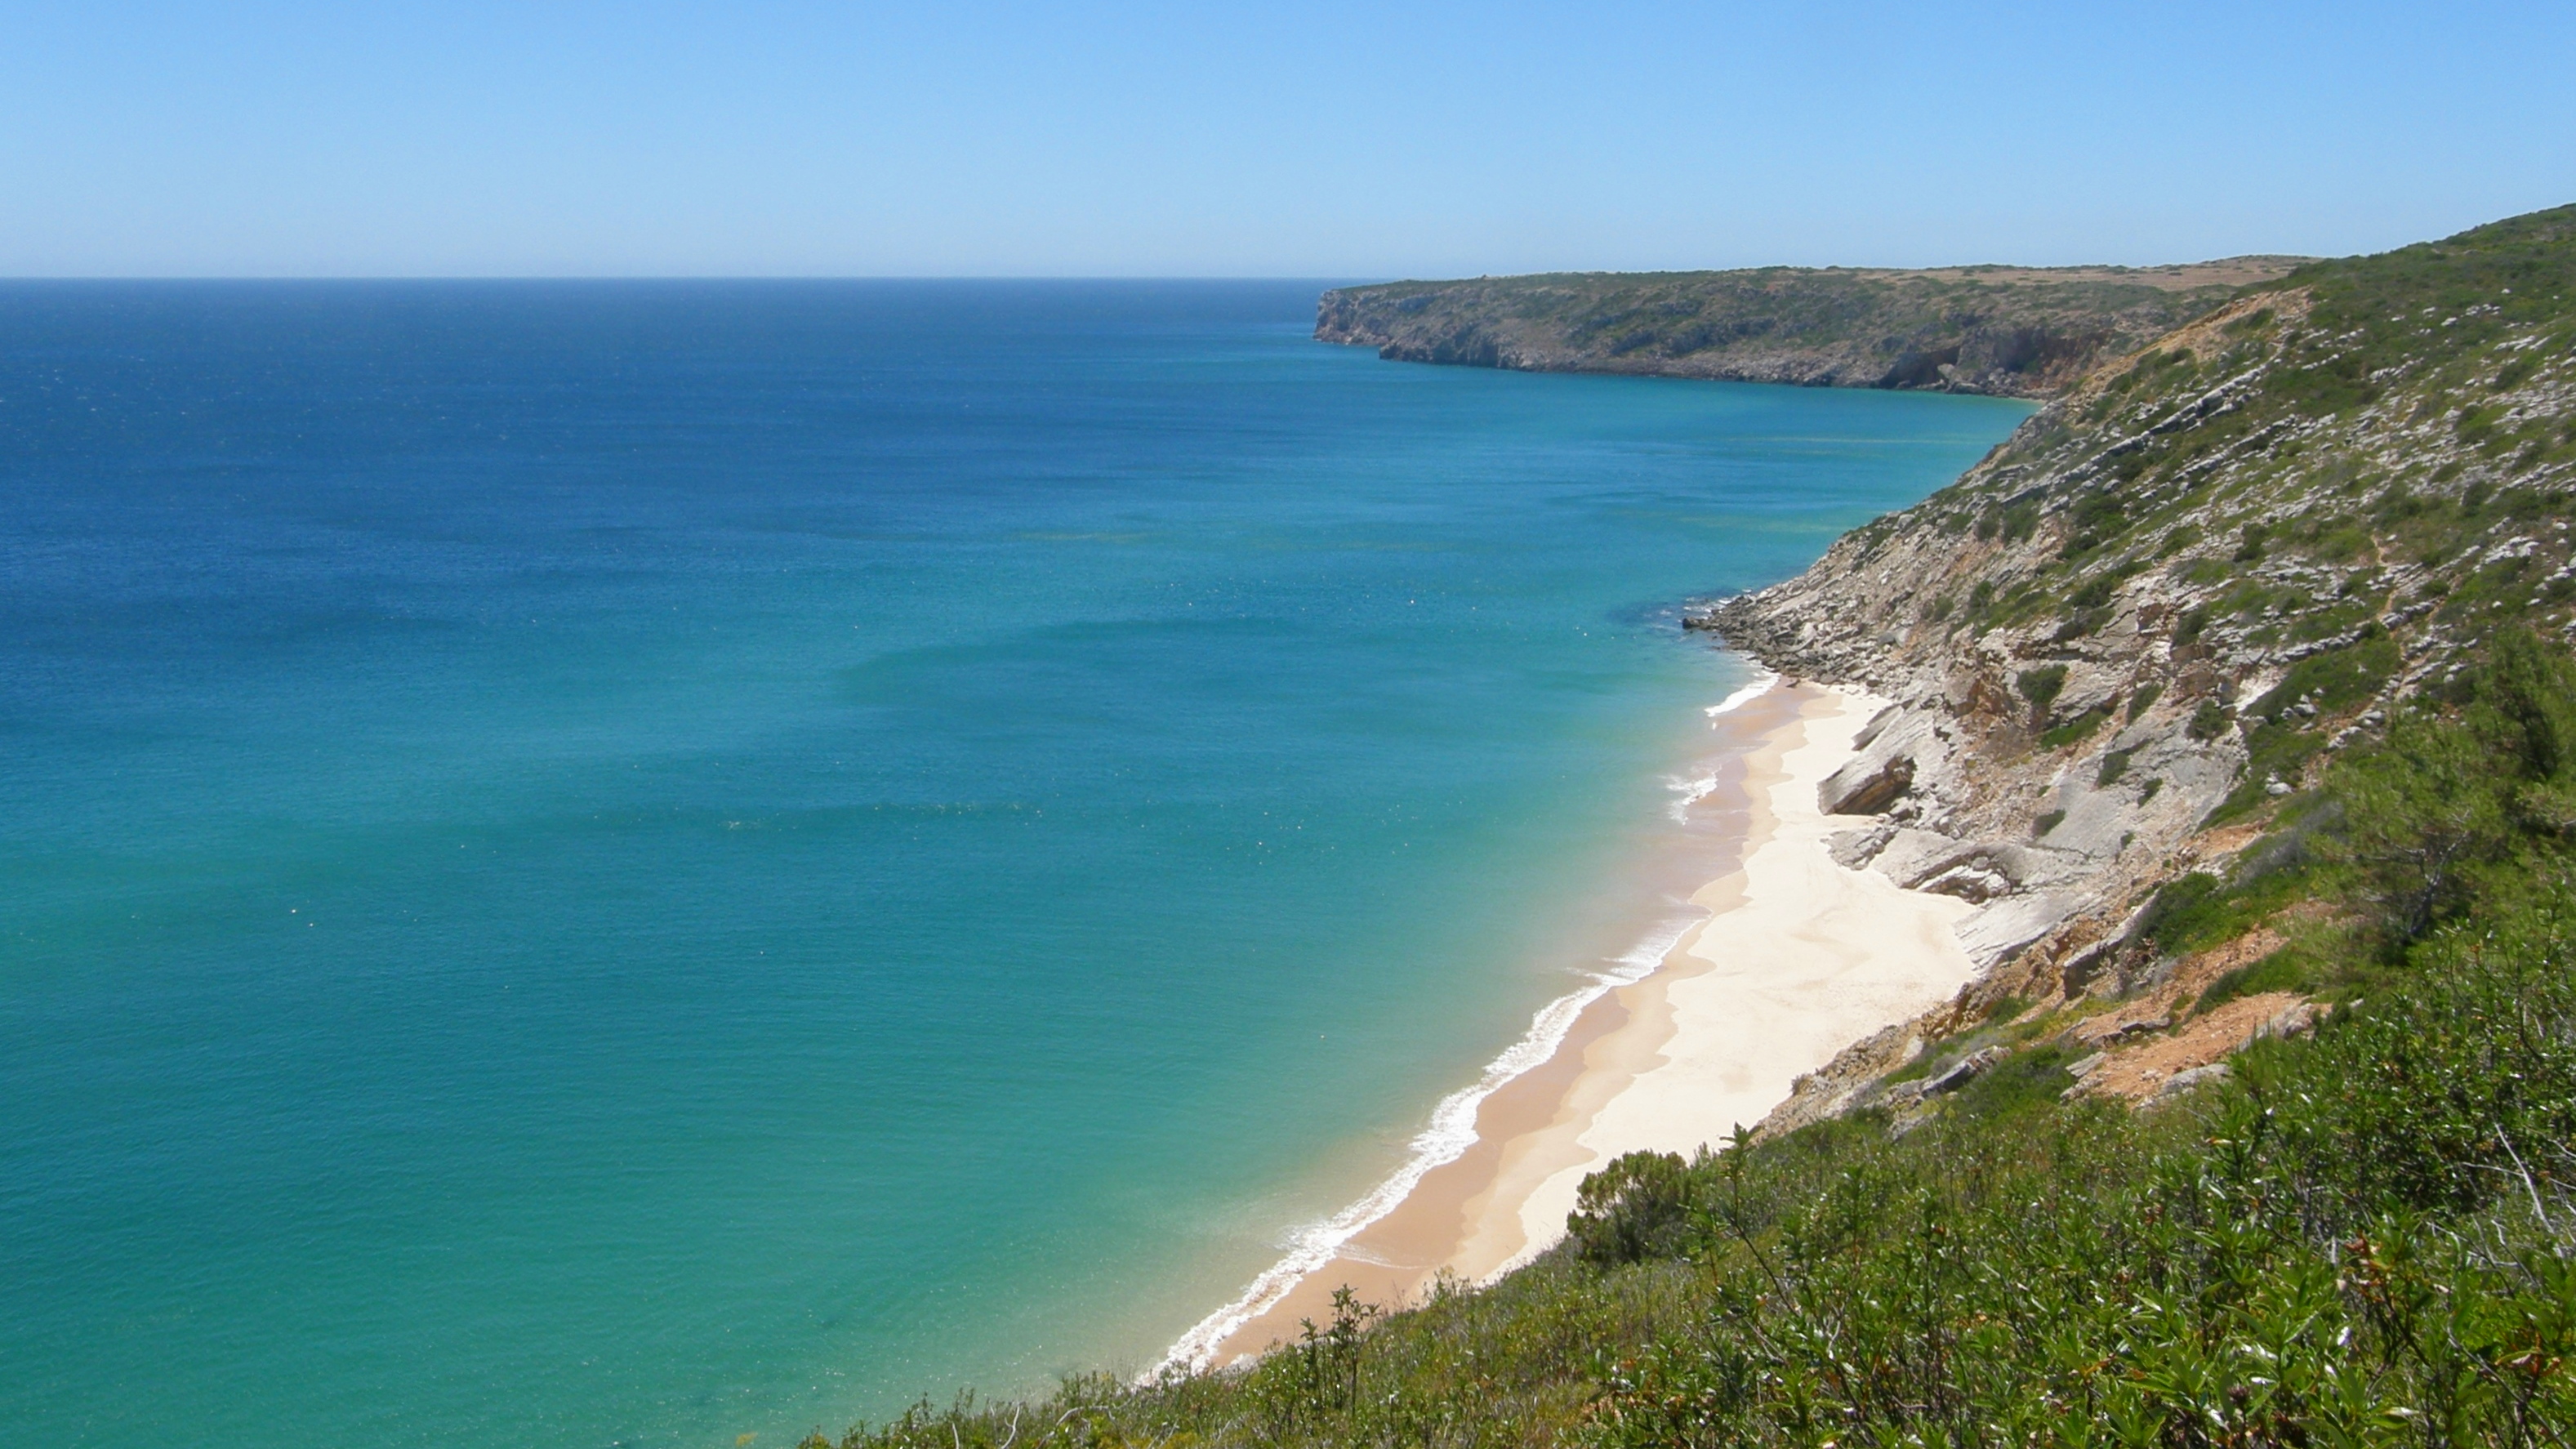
[1318,259,2306,399]
[1693,204,2576,1128]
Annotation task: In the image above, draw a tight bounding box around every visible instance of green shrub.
[2017,664,2068,719]
[2192,943,2313,1012]
[2097,745,2137,787]
[2327,629,2576,939]
[1946,1042,2073,1118]
[2039,706,2109,748]
[1567,1151,1694,1264]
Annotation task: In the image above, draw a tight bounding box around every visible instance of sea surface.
[0,282,2027,1447]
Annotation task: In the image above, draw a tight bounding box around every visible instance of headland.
[1316,257,2309,399]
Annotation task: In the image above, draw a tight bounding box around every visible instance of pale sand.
[1175,681,1981,1368]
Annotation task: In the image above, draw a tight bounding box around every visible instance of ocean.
[0,281,2028,1447]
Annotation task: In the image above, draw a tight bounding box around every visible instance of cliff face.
[1696,204,2576,1127]
[1318,259,2306,399]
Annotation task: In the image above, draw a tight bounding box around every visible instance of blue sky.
[4,1,2571,277]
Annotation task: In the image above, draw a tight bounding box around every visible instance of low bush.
[2017,664,2069,720]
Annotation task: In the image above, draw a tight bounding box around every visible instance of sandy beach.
[1165,679,1981,1370]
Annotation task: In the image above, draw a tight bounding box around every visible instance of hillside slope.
[1317,258,2305,398]
[1707,201,2576,1129]
[805,207,2576,1449]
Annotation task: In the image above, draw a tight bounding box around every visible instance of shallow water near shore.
[0,281,2026,1447]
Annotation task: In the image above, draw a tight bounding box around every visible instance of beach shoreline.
[1162,676,1981,1371]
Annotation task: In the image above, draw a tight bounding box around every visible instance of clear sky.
[5,0,2572,278]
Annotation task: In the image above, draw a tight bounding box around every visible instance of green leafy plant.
[2097,745,2137,787]
[2017,664,2068,723]
[2039,706,2110,748]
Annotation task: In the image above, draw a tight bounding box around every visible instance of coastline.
[1163,676,1981,1371]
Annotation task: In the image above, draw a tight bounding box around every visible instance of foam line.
[1665,671,1779,819]
[1152,907,1705,1375]
[1155,673,1779,1376]
[1703,668,1780,721]
[1664,771,1719,823]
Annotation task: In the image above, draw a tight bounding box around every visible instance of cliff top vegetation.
[1317,256,2311,398]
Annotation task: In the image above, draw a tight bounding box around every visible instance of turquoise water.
[0,282,2028,1447]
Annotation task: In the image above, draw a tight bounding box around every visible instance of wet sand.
[1173,680,1980,1367]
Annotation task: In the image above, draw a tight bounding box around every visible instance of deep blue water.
[0,282,2028,1447]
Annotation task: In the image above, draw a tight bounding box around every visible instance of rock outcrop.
[1690,204,2576,1132]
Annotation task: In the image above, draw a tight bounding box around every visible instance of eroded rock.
[1820,751,1914,815]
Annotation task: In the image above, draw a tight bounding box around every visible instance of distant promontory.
[1317,257,2309,399]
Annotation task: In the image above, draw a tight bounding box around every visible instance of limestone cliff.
[1318,259,2306,399]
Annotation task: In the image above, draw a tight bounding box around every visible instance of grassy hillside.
[1317,259,2304,398]
[1888,202,2576,671]
[802,210,2576,1448]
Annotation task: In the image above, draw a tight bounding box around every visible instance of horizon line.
[0,253,2337,287]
